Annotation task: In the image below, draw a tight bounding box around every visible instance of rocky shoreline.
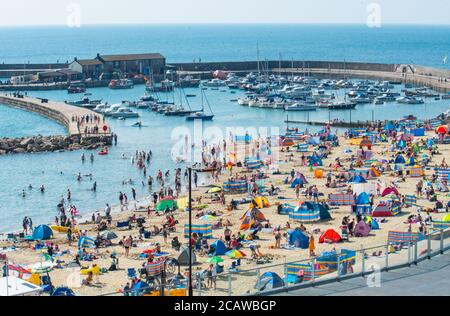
[0,134,111,155]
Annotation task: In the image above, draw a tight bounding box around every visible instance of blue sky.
[0,0,449,26]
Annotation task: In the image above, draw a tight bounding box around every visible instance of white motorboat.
[110,107,139,118]
[284,103,317,111]
[396,96,424,104]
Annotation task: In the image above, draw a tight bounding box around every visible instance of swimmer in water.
[77,173,82,181]
[40,185,45,193]
[22,190,26,198]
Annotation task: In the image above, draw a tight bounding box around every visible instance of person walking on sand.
[309,235,316,257]
[123,236,132,257]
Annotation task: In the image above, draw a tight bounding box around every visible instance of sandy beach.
[1,121,450,296]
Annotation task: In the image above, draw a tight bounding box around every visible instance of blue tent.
[394,154,406,164]
[254,272,285,291]
[303,201,331,221]
[397,140,407,149]
[211,239,227,256]
[371,219,380,230]
[309,153,323,166]
[406,157,417,166]
[32,225,53,240]
[288,229,309,249]
[52,287,76,296]
[384,121,395,131]
[317,203,332,220]
[348,174,367,183]
[131,281,150,295]
[290,174,308,187]
[356,192,370,205]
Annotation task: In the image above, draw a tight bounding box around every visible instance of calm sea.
[0,24,449,232]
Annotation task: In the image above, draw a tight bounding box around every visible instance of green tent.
[156,199,178,211]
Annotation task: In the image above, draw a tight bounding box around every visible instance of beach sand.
[1,128,449,296]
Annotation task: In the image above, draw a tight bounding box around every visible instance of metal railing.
[193,227,450,296]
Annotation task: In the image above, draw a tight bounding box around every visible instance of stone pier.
[0,94,113,154]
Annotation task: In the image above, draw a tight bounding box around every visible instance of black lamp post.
[188,167,193,296]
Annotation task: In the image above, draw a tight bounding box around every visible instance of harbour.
[0,19,449,299]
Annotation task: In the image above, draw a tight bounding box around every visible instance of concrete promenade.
[273,252,450,296]
[0,94,111,141]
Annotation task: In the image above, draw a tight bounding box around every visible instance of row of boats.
[65,89,215,120]
[226,72,441,111]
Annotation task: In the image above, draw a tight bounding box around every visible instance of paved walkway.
[273,252,450,296]
[0,94,110,138]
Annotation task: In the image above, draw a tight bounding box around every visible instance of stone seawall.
[0,95,112,155]
[0,78,146,91]
[172,60,450,93]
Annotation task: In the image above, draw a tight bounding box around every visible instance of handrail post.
[407,241,411,266]
[284,262,288,290]
[197,273,201,296]
[256,268,260,294]
[385,244,389,271]
[427,234,431,259]
[440,229,444,254]
[414,240,418,265]
[228,272,232,296]
[361,244,365,276]
[336,253,341,282]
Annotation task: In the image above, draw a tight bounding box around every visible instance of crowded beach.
[1,113,450,296]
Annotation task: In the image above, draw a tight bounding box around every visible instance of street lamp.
[188,167,193,296]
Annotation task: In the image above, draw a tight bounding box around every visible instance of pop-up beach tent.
[354,220,371,237]
[356,192,370,205]
[254,272,285,292]
[177,245,197,266]
[394,154,406,164]
[348,174,367,183]
[211,239,227,256]
[156,198,178,211]
[239,207,267,230]
[319,229,342,244]
[252,196,270,208]
[287,229,309,249]
[32,225,53,241]
[291,173,308,188]
[289,203,320,222]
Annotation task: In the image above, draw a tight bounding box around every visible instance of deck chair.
[127,268,137,278]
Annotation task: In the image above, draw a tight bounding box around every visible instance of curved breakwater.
[0,95,112,154]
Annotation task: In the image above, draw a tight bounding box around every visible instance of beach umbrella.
[442,214,450,222]
[99,230,118,240]
[226,249,246,259]
[207,256,224,264]
[207,187,222,194]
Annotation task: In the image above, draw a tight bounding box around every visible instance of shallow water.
[0,82,449,232]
